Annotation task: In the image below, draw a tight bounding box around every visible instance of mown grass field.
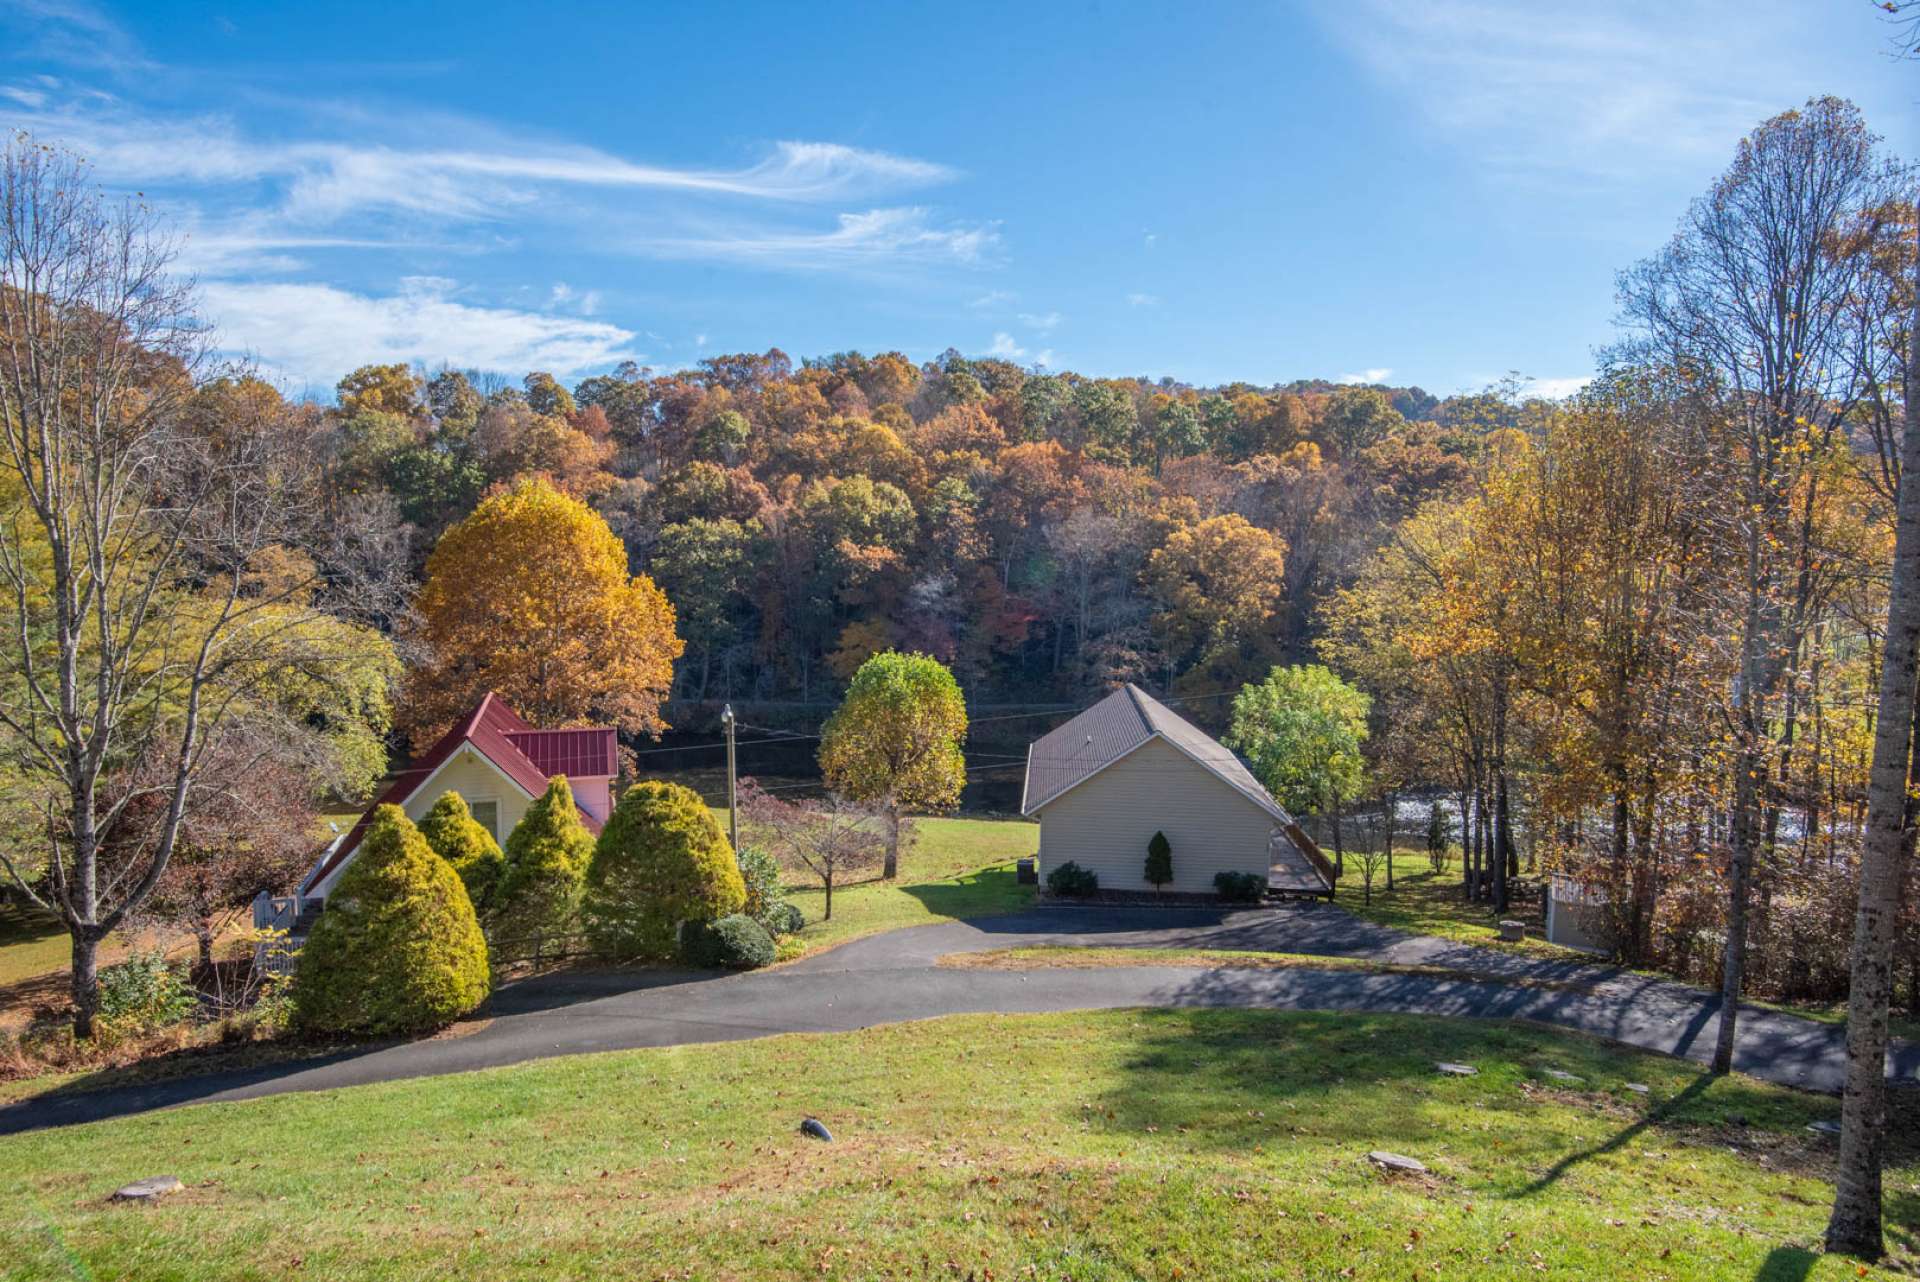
[3,1008,1913,1281]
[779,813,1038,954]
[0,902,68,991]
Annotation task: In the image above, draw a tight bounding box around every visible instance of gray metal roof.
[1020,684,1293,824]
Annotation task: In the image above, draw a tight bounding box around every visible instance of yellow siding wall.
[1035,737,1277,893]
[403,748,534,845]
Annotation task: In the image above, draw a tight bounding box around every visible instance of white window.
[469,798,500,841]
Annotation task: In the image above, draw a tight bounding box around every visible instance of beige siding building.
[1021,685,1331,897]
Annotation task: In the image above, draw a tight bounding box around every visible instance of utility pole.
[721,703,738,851]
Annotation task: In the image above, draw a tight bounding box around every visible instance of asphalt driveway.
[5,900,1915,1136]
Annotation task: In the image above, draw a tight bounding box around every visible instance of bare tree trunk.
[69,934,101,1040]
[1384,787,1398,892]
[883,802,901,880]
[824,871,834,921]
[1826,239,1920,1261]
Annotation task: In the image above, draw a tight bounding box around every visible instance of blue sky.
[1,0,1913,401]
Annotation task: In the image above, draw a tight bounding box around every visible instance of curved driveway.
[6,901,1916,1136]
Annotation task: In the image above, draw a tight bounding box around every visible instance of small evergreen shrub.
[292,804,490,1036]
[97,951,197,1030]
[1045,861,1099,897]
[1213,870,1265,903]
[417,791,506,914]
[493,777,594,944]
[759,900,805,937]
[583,780,746,960]
[735,844,784,918]
[1144,831,1173,890]
[679,913,776,969]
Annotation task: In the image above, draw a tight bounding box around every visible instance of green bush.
[292,804,490,1036]
[493,777,594,944]
[417,791,506,914]
[760,900,805,936]
[1045,861,1099,897]
[97,951,197,1030]
[582,780,746,960]
[735,844,783,917]
[1213,870,1265,903]
[736,843,801,935]
[679,913,776,969]
[1145,831,1173,889]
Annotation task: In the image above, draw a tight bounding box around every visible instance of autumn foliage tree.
[403,476,683,750]
[1143,513,1288,691]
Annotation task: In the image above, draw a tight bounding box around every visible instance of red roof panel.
[302,692,612,895]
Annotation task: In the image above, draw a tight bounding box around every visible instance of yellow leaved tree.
[403,476,683,749]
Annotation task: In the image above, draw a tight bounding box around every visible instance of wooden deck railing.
[1282,822,1339,887]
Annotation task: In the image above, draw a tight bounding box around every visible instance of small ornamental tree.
[737,778,884,921]
[417,792,506,914]
[493,776,594,944]
[1145,831,1173,891]
[818,650,968,879]
[582,780,745,960]
[1426,801,1453,873]
[292,805,489,1035]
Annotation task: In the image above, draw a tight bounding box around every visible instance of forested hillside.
[310,351,1483,713]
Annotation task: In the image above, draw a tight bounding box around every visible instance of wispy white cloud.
[201,275,638,391]
[1521,374,1592,399]
[10,101,957,224]
[969,290,1015,309]
[1017,310,1062,332]
[1314,0,1803,182]
[636,207,999,269]
[1126,292,1158,307]
[988,332,1025,358]
[1338,367,1393,385]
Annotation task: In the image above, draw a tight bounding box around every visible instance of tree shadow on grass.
[897,863,1034,921]
[1513,1071,1716,1196]
[1751,1247,1819,1282]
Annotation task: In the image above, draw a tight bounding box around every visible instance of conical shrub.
[293,804,490,1035]
[584,780,746,960]
[492,776,594,944]
[417,791,505,914]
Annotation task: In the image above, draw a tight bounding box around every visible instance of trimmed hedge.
[293,804,490,1036]
[417,791,505,914]
[492,776,594,942]
[680,913,776,969]
[1045,861,1098,897]
[1213,870,1266,903]
[583,780,746,960]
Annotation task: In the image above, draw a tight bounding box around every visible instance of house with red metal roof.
[294,692,618,905]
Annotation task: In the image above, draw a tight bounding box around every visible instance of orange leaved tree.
[403,476,683,748]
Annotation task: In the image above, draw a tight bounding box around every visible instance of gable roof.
[1020,684,1292,824]
[301,692,614,895]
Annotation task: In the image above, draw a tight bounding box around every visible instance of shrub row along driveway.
[7,901,1917,1135]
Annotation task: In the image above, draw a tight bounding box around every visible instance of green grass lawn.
[781,813,1038,954]
[3,1008,1912,1280]
[0,901,69,990]
[1338,850,1598,962]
